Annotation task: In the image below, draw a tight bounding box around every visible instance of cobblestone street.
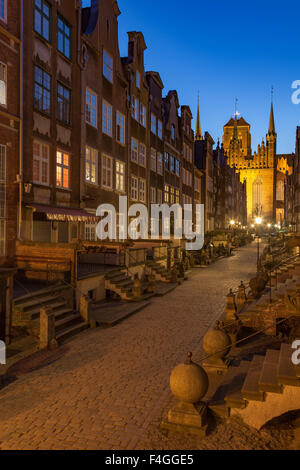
[0,245,264,450]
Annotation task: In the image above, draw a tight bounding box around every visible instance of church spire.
[233,97,239,140]
[195,94,202,141]
[268,87,276,135]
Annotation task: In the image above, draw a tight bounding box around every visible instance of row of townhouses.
[0,0,247,343]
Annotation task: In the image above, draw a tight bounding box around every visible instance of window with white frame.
[140,104,146,127]
[33,141,49,185]
[131,176,138,200]
[158,119,163,139]
[103,50,113,83]
[116,160,125,192]
[139,179,146,203]
[86,88,97,127]
[56,150,70,189]
[0,0,6,22]
[101,154,113,189]
[151,113,156,134]
[131,138,138,163]
[0,63,6,106]
[85,223,97,241]
[157,152,163,175]
[0,144,6,256]
[150,148,156,172]
[85,146,98,184]
[139,143,146,167]
[157,189,162,205]
[136,71,141,89]
[116,111,125,144]
[102,100,112,136]
[150,187,156,204]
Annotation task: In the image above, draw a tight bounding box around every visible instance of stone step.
[218,361,250,410]
[13,283,68,305]
[23,301,69,320]
[107,274,128,284]
[278,343,300,387]
[56,321,89,344]
[15,295,66,313]
[54,307,76,322]
[104,270,123,280]
[259,349,283,394]
[241,355,265,402]
[55,312,82,333]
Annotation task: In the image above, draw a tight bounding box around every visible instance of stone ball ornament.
[203,328,231,360]
[170,352,209,404]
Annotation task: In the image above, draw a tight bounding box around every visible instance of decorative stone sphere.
[203,328,231,359]
[170,352,209,404]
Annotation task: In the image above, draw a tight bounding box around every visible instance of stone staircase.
[146,261,172,283]
[208,343,300,429]
[13,284,88,344]
[104,269,135,301]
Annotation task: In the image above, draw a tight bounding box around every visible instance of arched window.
[253,178,263,216]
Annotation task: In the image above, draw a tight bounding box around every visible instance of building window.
[0,62,7,107]
[164,152,169,170]
[157,189,162,205]
[58,15,71,60]
[131,176,138,201]
[175,189,180,204]
[170,187,175,204]
[56,150,70,189]
[57,83,71,124]
[116,161,125,192]
[176,159,180,176]
[116,111,125,144]
[34,66,51,114]
[103,50,113,83]
[85,146,98,184]
[136,71,141,89]
[139,179,146,203]
[171,124,175,141]
[164,184,169,203]
[170,156,175,173]
[101,154,113,189]
[151,148,156,172]
[140,104,146,127]
[151,113,156,134]
[34,0,50,41]
[86,88,97,128]
[158,120,163,140]
[0,144,6,256]
[139,143,146,167]
[131,138,138,163]
[33,141,49,185]
[102,100,112,136]
[150,187,156,204]
[131,96,139,121]
[85,223,97,241]
[157,153,163,175]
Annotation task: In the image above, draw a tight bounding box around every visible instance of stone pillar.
[236,282,247,313]
[133,276,142,300]
[80,295,92,323]
[40,307,56,350]
[225,289,238,321]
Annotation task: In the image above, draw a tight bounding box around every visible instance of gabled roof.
[224,117,250,128]
[146,71,164,89]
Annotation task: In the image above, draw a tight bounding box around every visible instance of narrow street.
[0,244,261,450]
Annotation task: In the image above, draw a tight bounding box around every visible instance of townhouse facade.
[1,0,251,343]
[0,0,21,342]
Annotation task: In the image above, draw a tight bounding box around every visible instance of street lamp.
[255,217,262,271]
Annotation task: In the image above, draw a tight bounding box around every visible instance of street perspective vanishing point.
[0,0,300,459]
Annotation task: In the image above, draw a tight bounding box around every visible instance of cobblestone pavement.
[0,245,262,450]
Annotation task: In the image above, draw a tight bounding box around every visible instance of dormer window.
[171,124,175,141]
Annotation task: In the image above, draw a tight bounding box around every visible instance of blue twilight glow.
[117,0,300,154]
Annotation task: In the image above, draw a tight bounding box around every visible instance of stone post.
[236,281,247,313]
[133,275,142,300]
[225,289,238,321]
[40,307,56,350]
[80,295,92,323]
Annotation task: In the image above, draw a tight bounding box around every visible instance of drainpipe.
[18,0,24,240]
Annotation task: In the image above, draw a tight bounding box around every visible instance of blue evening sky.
[84,0,300,154]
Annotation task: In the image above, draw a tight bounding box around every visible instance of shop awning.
[27,204,99,223]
